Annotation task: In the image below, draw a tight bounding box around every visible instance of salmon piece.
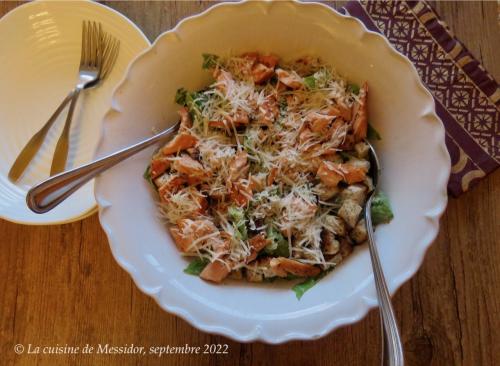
[306,144,339,159]
[326,106,340,117]
[193,193,208,213]
[229,180,253,207]
[246,232,271,263]
[230,109,250,125]
[341,103,353,121]
[241,52,259,63]
[158,175,186,201]
[326,103,352,121]
[170,219,218,253]
[299,128,315,146]
[267,166,278,185]
[150,156,171,179]
[208,120,229,129]
[178,107,192,130]
[317,161,343,187]
[169,227,188,252]
[252,63,274,84]
[303,155,323,174]
[162,133,198,155]
[328,119,346,139]
[172,155,208,181]
[210,110,249,129]
[276,81,288,93]
[212,236,231,256]
[318,161,367,186]
[339,134,355,150]
[276,68,303,89]
[270,257,321,278]
[229,151,249,181]
[249,174,266,192]
[258,54,279,68]
[257,96,279,124]
[200,259,231,283]
[352,83,368,142]
[306,112,334,134]
[339,162,367,184]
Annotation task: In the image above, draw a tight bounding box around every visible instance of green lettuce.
[184,258,210,276]
[367,123,382,140]
[202,53,219,69]
[292,270,329,300]
[143,165,154,187]
[264,225,289,257]
[347,83,360,95]
[228,206,248,241]
[371,192,394,225]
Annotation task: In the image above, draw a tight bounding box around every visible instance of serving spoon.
[365,140,404,366]
[26,122,179,213]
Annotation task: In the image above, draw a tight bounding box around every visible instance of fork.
[8,21,120,181]
[51,21,120,175]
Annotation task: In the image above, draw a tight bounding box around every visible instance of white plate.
[0,0,150,225]
[94,1,450,343]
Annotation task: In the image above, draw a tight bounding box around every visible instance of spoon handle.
[365,196,405,366]
[26,122,179,213]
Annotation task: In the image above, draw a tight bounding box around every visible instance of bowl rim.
[94,0,451,343]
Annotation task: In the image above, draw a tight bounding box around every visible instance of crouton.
[354,141,370,159]
[339,238,353,258]
[314,183,340,201]
[321,230,340,255]
[323,215,346,236]
[340,184,367,206]
[351,219,368,244]
[338,199,362,228]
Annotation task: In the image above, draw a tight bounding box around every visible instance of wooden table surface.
[1,1,499,365]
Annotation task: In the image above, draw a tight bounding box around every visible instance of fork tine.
[87,21,92,66]
[100,32,111,73]
[90,21,97,67]
[101,37,120,80]
[99,32,113,79]
[79,21,119,81]
[80,21,87,67]
[87,21,96,67]
[95,24,101,69]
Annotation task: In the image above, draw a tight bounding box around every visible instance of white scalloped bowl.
[94,1,450,343]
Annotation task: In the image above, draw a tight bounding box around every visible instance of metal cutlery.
[8,21,120,182]
[51,21,120,175]
[365,140,404,366]
[26,122,180,213]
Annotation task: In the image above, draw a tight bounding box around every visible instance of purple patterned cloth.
[341,0,500,196]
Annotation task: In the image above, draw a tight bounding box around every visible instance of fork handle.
[365,196,405,366]
[8,90,76,182]
[50,86,83,175]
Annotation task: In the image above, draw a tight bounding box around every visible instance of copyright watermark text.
[14,343,229,356]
